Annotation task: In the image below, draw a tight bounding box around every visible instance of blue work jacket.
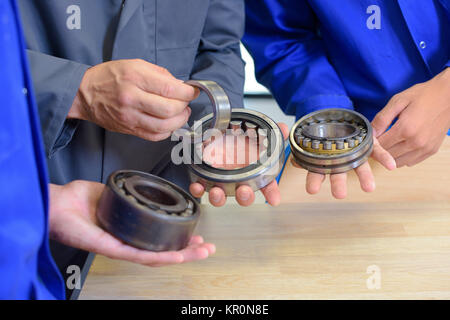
[244,0,450,126]
[0,0,64,300]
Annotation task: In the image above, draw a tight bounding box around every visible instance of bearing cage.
[188,109,285,195]
[289,109,373,174]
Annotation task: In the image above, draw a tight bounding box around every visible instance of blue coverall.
[0,0,64,299]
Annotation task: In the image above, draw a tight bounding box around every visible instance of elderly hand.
[68,59,199,142]
[372,68,450,167]
[189,122,289,207]
[49,181,215,267]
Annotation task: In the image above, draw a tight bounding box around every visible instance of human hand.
[372,67,450,167]
[68,59,199,141]
[189,123,289,207]
[293,134,396,199]
[49,180,215,267]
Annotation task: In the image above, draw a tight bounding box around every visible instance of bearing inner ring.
[289,108,373,174]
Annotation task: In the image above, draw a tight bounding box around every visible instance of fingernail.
[211,192,221,203]
[240,191,250,201]
[390,159,397,170]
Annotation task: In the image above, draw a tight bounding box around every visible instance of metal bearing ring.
[97,170,200,251]
[289,108,373,174]
[188,109,285,195]
[185,80,231,133]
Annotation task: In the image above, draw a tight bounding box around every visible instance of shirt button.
[419,41,426,49]
[22,88,28,95]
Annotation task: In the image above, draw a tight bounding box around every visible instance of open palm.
[49,180,215,267]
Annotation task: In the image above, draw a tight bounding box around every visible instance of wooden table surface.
[80,138,450,300]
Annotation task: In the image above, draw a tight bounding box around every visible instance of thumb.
[372,94,409,137]
[277,122,289,140]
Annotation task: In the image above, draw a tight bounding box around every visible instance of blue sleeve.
[243,0,353,119]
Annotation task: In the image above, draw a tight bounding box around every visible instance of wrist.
[67,69,91,121]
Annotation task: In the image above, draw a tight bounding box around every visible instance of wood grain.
[80,201,450,299]
[278,137,450,203]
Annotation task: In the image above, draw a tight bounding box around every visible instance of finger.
[354,162,375,192]
[139,65,200,102]
[376,122,406,150]
[261,180,281,206]
[371,137,396,170]
[173,244,210,264]
[135,89,190,119]
[277,122,289,140]
[305,171,326,194]
[235,185,256,206]
[188,235,204,245]
[208,187,226,207]
[372,94,409,137]
[329,173,347,199]
[386,141,412,159]
[135,130,172,142]
[394,149,427,168]
[189,183,205,198]
[136,107,191,135]
[95,233,185,266]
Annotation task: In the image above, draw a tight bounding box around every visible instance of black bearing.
[97,170,201,251]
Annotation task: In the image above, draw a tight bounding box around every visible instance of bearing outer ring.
[185,80,231,133]
[97,170,200,252]
[188,109,285,195]
[289,108,373,174]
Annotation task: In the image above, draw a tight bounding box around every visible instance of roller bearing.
[188,109,285,196]
[289,108,373,174]
[97,170,201,251]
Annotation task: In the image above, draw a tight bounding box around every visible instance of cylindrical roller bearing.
[188,109,285,195]
[289,108,373,174]
[97,170,200,252]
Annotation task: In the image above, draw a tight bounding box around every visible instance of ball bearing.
[289,108,373,174]
[97,170,201,251]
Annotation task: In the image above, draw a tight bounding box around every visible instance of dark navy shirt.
[0,0,64,299]
[244,0,450,126]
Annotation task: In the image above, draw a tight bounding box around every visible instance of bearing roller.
[289,108,373,174]
[188,108,285,196]
[97,170,200,251]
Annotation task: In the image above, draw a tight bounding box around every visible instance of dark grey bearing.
[97,170,200,252]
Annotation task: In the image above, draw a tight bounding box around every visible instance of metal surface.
[97,170,200,252]
[185,80,231,133]
[289,108,373,174]
[188,109,285,196]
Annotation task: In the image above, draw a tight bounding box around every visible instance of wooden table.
[80,138,450,299]
[278,137,450,203]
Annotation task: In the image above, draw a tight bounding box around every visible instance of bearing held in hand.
[187,108,285,195]
[289,108,373,174]
[97,170,200,251]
